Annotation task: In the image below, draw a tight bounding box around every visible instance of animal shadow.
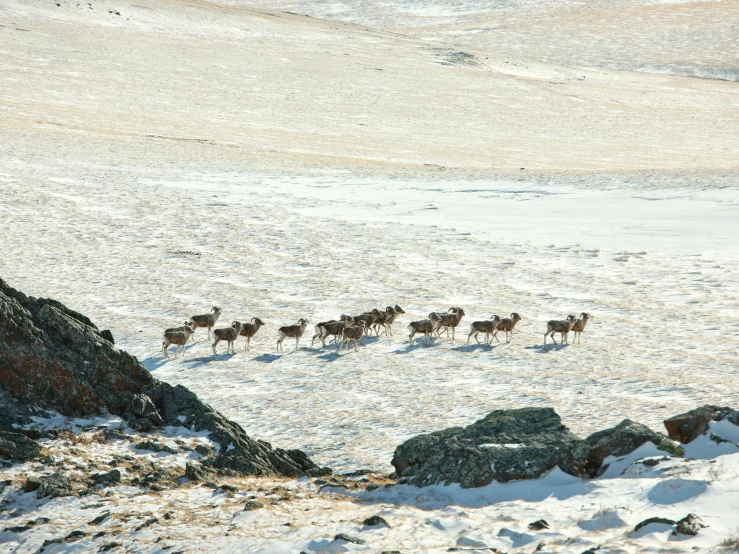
[253,353,282,363]
[528,343,570,353]
[453,343,499,352]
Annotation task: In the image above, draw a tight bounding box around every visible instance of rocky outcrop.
[0,278,326,478]
[391,407,590,488]
[585,419,684,476]
[0,431,41,462]
[663,405,739,444]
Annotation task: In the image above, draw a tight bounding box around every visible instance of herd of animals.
[161,306,592,358]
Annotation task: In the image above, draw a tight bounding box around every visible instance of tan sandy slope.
[1,0,738,175]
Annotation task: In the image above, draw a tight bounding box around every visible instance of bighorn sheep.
[544,315,577,345]
[239,317,264,351]
[382,305,405,336]
[341,321,367,352]
[372,307,396,336]
[162,322,195,358]
[312,315,353,347]
[353,311,381,337]
[276,318,309,351]
[189,306,222,341]
[408,314,441,345]
[212,321,243,354]
[467,315,503,345]
[493,312,523,344]
[572,312,591,344]
[430,307,466,340]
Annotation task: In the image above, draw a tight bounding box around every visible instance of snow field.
[1,170,737,474]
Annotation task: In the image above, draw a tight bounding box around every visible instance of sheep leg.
[212,338,219,355]
[295,337,299,350]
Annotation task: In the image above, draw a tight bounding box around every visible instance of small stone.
[4,525,31,533]
[365,483,380,491]
[88,512,110,525]
[24,476,42,492]
[216,484,239,493]
[363,515,390,528]
[94,469,121,486]
[528,519,550,531]
[135,517,158,531]
[334,533,366,545]
[194,444,212,457]
[99,542,122,552]
[244,500,264,511]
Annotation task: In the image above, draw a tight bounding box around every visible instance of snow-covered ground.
[2,0,739,551]
[2,170,738,473]
[226,0,739,80]
[2,414,739,553]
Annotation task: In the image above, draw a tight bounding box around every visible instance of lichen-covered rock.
[391,407,589,488]
[585,419,684,476]
[37,472,73,498]
[0,431,41,462]
[0,278,325,479]
[664,405,739,444]
[93,469,121,486]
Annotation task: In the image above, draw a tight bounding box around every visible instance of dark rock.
[244,500,264,511]
[363,515,390,528]
[185,462,212,482]
[0,431,42,462]
[88,512,110,525]
[664,405,739,444]
[528,519,550,531]
[391,407,590,488]
[99,542,122,552]
[675,514,706,536]
[37,472,73,498]
[4,525,31,533]
[634,517,676,532]
[94,469,121,486]
[334,533,366,545]
[41,530,86,548]
[0,278,322,479]
[134,440,175,454]
[100,330,114,344]
[585,419,684,476]
[195,444,212,457]
[217,483,239,493]
[365,483,380,491]
[24,475,42,492]
[380,552,402,554]
[135,517,158,531]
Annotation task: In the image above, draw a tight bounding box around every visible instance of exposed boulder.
[585,419,684,476]
[0,278,325,479]
[664,405,739,444]
[93,469,121,486]
[36,472,74,498]
[391,407,589,488]
[0,431,41,462]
